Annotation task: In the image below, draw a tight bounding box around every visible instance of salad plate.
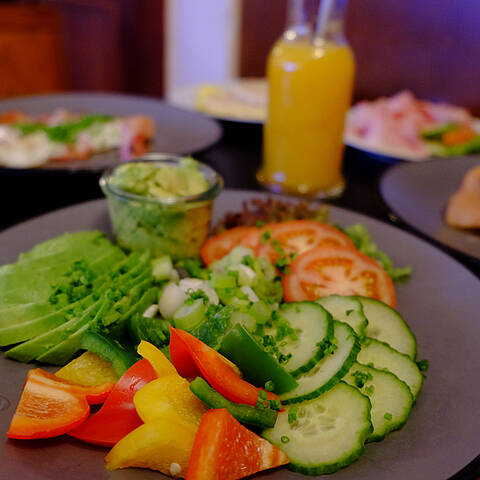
[1,190,480,480]
[380,156,480,262]
[0,93,222,171]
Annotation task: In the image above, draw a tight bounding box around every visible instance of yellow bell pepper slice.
[105,413,196,477]
[56,351,118,386]
[134,374,207,425]
[137,340,177,377]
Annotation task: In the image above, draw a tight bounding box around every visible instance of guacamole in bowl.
[100,154,223,259]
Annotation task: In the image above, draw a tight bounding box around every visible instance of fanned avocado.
[3,254,152,357]
[37,277,153,365]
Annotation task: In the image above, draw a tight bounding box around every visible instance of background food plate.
[380,155,480,262]
[1,190,480,480]
[0,92,222,171]
[168,82,266,124]
[344,119,480,164]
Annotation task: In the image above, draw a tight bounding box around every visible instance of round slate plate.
[0,92,222,171]
[380,156,480,262]
[1,190,480,480]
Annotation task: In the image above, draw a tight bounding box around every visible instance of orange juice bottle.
[258,0,355,198]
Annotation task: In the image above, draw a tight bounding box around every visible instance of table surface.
[1,120,479,480]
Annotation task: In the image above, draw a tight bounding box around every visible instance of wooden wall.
[0,0,165,98]
[239,0,480,114]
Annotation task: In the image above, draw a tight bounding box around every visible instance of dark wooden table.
[0,121,479,479]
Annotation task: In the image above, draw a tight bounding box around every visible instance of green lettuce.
[340,224,412,283]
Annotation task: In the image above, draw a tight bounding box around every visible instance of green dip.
[101,157,221,259]
[110,157,208,198]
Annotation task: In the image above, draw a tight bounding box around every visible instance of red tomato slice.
[283,246,396,307]
[255,220,355,264]
[186,409,289,480]
[200,226,260,265]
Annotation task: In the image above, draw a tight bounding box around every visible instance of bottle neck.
[283,0,349,44]
[284,0,312,41]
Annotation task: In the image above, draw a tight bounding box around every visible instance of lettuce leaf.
[340,224,412,283]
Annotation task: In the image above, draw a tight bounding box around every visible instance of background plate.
[0,92,222,171]
[168,83,265,125]
[1,190,480,480]
[380,156,480,261]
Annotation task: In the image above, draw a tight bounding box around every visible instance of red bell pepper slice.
[186,408,289,480]
[7,369,94,440]
[68,358,157,447]
[169,327,280,407]
[29,369,115,405]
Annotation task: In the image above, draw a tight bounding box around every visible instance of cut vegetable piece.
[280,321,360,404]
[344,362,413,442]
[81,331,137,378]
[266,301,334,377]
[138,340,178,377]
[186,408,289,480]
[134,375,207,426]
[200,226,260,265]
[219,324,298,394]
[170,327,280,407]
[56,351,119,386]
[5,299,106,362]
[255,220,355,264]
[105,415,197,476]
[69,358,157,446]
[283,246,396,308]
[316,295,368,337]
[263,382,372,475]
[7,369,90,440]
[173,299,207,331]
[356,296,417,359]
[190,377,278,429]
[357,337,423,399]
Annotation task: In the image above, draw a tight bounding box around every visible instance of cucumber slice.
[266,302,333,377]
[358,337,423,399]
[344,362,413,442]
[264,382,372,475]
[280,321,360,404]
[355,296,417,359]
[316,295,368,337]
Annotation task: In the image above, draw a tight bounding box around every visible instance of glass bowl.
[100,153,223,259]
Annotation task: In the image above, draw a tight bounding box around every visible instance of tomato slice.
[255,220,355,264]
[282,246,396,307]
[200,226,260,265]
[186,408,289,480]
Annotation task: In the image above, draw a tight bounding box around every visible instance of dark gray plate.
[0,92,222,171]
[380,156,480,261]
[1,190,480,480]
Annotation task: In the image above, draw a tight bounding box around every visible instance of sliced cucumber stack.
[280,321,360,404]
[356,296,417,360]
[344,362,413,442]
[264,382,372,475]
[265,302,334,377]
[358,337,423,399]
[316,295,368,337]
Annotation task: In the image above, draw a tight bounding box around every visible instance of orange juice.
[259,38,355,197]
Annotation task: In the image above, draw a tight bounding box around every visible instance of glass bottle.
[258,0,355,198]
